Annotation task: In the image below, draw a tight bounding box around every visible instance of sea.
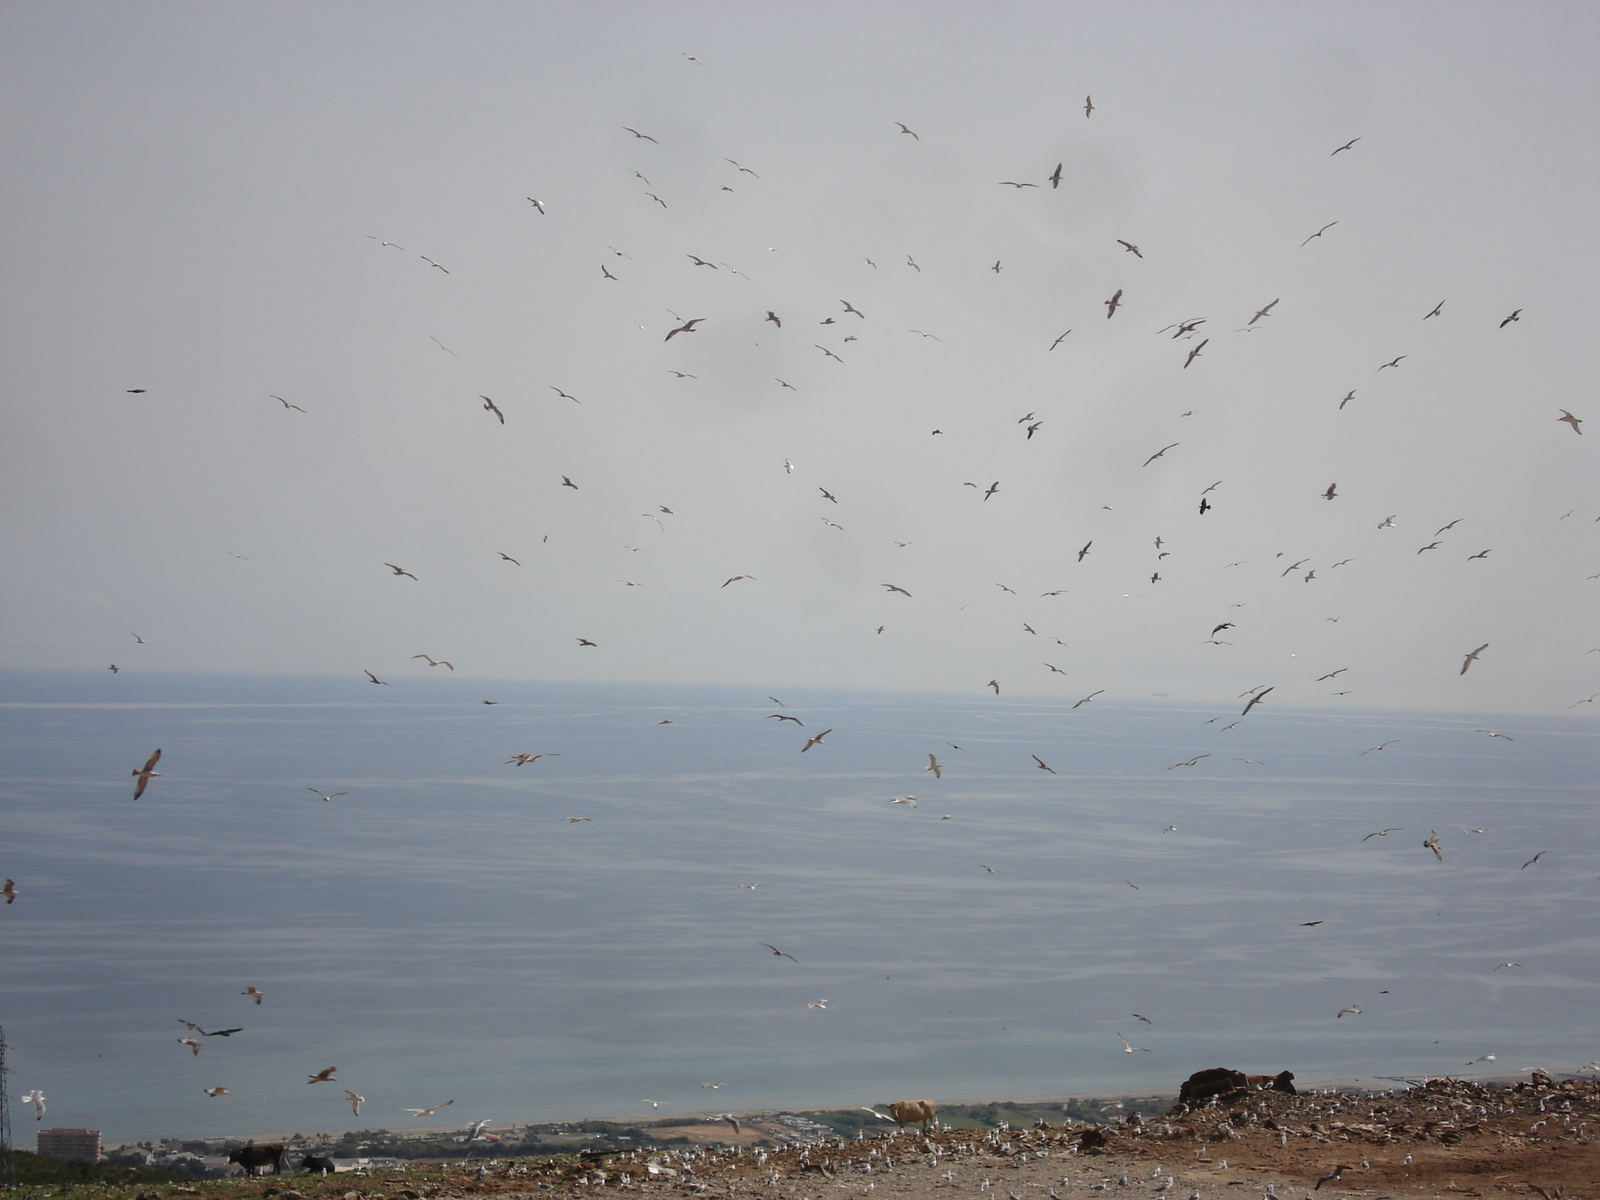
[1,670,1595,1144]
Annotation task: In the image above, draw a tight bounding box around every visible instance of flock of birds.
[12,58,1597,1148]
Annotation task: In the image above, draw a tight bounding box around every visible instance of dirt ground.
[91,1076,1596,1200]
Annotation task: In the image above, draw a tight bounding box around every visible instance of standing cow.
[227,1144,287,1175]
[886,1099,937,1132]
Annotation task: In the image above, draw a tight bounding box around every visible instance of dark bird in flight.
[271,395,306,412]
[645,193,667,208]
[561,476,578,489]
[1300,921,1323,926]
[1198,496,1211,514]
[1362,828,1402,841]
[1313,1165,1348,1190]
[1104,289,1123,318]
[497,552,521,567]
[724,158,759,176]
[687,255,717,269]
[843,300,866,319]
[883,583,912,597]
[1083,95,1094,117]
[1520,850,1547,869]
[815,344,843,361]
[1499,309,1522,327]
[765,311,781,327]
[1460,643,1489,675]
[1032,755,1056,773]
[132,749,162,799]
[577,638,598,647]
[525,197,544,214]
[1331,138,1360,154]
[1049,330,1072,350]
[385,563,418,580]
[1317,668,1347,681]
[800,729,832,752]
[983,481,1000,500]
[179,1020,242,1038]
[1424,300,1445,319]
[622,127,658,142]
[1183,340,1207,368]
[1417,541,1441,554]
[550,386,579,402]
[1378,355,1407,370]
[1557,409,1583,434]
[1339,390,1356,409]
[721,575,756,588]
[665,318,704,341]
[895,122,918,140]
[1426,831,1446,861]
[1301,222,1337,246]
[819,487,837,503]
[1247,298,1279,325]
[307,788,348,802]
[1117,239,1142,257]
[1241,687,1274,716]
[1322,482,1338,500]
[1078,541,1093,561]
[1142,442,1179,467]
[127,388,146,393]
[419,256,449,273]
[1167,754,1210,769]
[480,396,504,424]
[1049,163,1063,188]
[364,670,390,686]
[1072,690,1103,709]
[767,714,803,725]
[998,181,1038,188]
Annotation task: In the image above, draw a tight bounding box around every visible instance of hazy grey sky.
[2,1,1596,713]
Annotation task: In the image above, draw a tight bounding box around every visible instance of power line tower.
[0,1024,15,1189]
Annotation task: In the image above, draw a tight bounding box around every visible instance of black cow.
[1178,1067,1248,1105]
[300,1155,337,1175]
[228,1144,287,1175]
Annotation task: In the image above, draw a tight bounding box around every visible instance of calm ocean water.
[1,670,1596,1143]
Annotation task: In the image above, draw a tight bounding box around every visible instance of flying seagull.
[384,562,418,580]
[1520,850,1548,869]
[1117,239,1142,257]
[132,748,162,799]
[1378,355,1407,370]
[412,655,454,669]
[1499,308,1522,328]
[1424,831,1443,861]
[550,386,579,403]
[479,396,504,424]
[1300,222,1337,246]
[307,1067,337,1084]
[177,1037,203,1055]
[1073,690,1104,709]
[270,395,307,412]
[1182,339,1208,369]
[895,122,919,140]
[622,127,658,142]
[1360,739,1399,755]
[759,942,799,963]
[1032,755,1056,773]
[1049,163,1063,188]
[800,729,832,752]
[926,754,942,778]
[665,318,704,341]
[1331,138,1360,154]
[1084,95,1094,117]
[1241,687,1274,716]
[345,1090,365,1115]
[1557,409,1583,434]
[1104,289,1123,318]
[1460,643,1489,675]
[1049,330,1072,350]
[306,788,347,802]
[363,670,390,686]
[1117,1033,1150,1053]
[242,987,264,1004]
[882,583,912,596]
[1361,828,1401,841]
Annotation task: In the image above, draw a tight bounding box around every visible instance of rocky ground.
[35,1076,1597,1200]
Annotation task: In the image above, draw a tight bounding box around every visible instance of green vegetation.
[10,1151,199,1188]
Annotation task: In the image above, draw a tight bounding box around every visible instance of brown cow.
[228,1144,287,1175]
[886,1099,937,1132]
